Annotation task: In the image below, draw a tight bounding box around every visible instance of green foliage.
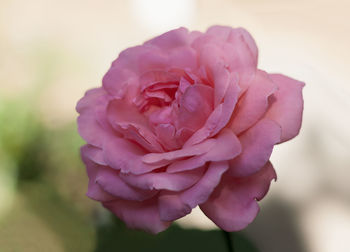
[95,215,258,252]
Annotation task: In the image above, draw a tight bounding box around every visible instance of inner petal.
[176,84,214,132]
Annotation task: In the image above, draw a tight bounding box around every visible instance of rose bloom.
[77,25,304,233]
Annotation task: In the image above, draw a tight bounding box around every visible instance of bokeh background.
[1,0,349,251]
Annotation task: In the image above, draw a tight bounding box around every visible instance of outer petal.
[229,118,281,177]
[142,137,216,164]
[158,161,229,221]
[200,162,276,231]
[112,45,168,75]
[144,27,190,50]
[119,166,206,191]
[264,74,305,143]
[81,144,107,166]
[81,145,156,201]
[167,129,241,173]
[230,70,277,135]
[81,146,115,202]
[102,67,137,97]
[76,88,106,114]
[77,88,114,148]
[103,134,165,175]
[206,26,258,69]
[103,198,171,234]
[96,167,157,201]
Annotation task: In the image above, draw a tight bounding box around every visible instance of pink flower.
[76,26,304,233]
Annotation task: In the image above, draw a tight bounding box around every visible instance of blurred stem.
[222,230,234,252]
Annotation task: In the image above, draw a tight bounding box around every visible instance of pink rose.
[77,26,304,233]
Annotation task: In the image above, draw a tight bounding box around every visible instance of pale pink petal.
[229,119,281,177]
[155,124,179,151]
[144,90,172,102]
[177,84,213,132]
[144,27,190,49]
[200,162,276,231]
[81,144,107,166]
[112,45,168,74]
[158,193,192,222]
[197,42,226,79]
[206,26,258,69]
[76,88,106,114]
[119,166,205,191]
[107,99,147,126]
[96,167,157,201]
[107,99,164,152]
[212,64,230,107]
[148,106,173,126]
[230,70,277,135]
[168,46,197,70]
[180,161,229,208]
[103,134,165,175]
[142,138,216,164]
[174,127,194,147]
[184,76,240,147]
[77,88,114,148]
[265,74,305,143]
[102,66,137,97]
[168,129,241,173]
[77,114,106,148]
[206,25,232,40]
[158,161,229,221]
[81,146,115,202]
[139,70,179,92]
[103,198,171,234]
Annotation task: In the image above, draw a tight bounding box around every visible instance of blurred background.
[1,0,349,251]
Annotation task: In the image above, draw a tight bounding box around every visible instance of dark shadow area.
[95,215,258,252]
[243,198,307,252]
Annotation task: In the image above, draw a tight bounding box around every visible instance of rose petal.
[212,64,230,107]
[96,167,157,201]
[77,88,113,148]
[76,88,106,114]
[180,161,229,208]
[144,27,190,50]
[230,70,277,135]
[103,134,165,175]
[139,70,179,91]
[168,129,241,173]
[119,166,205,191]
[77,114,106,148]
[200,161,276,231]
[168,46,197,70]
[206,26,258,69]
[158,161,229,221]
[229,119,281,177]
[177,84,213,132]
[81,144,107,166]
[113,44,169,74]
[81,146,115,202]
[103,198,170,234]
[155,124,179,150]
[184,76,240,147]
[264,74,305,143]
[107,99,164,152]
[142,137,216,164]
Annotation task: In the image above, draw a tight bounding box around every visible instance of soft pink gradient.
[76,25,304,234]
